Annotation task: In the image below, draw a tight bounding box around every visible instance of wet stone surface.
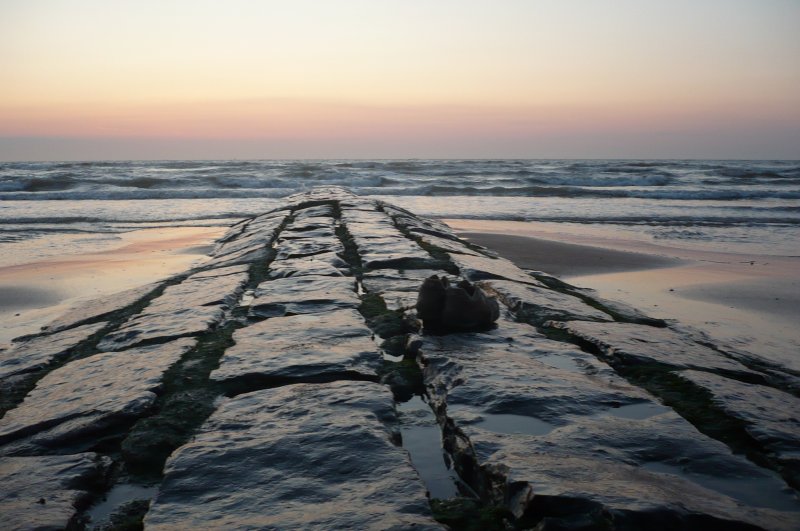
[417,319,800,529]
[201,242,270,269]
[679,370,800,463]
[145,382,443,530]
[414,232,485,256]
[274,235,343,260]
[98,271,247,350]
[451,253,541,285]
[0,453,111,530]
[188,263,250,280]
[211,309,382,385]
[0,322,106,380]
[419,319,654,428]
[383,205,462,241]
[0,338,195,454]
[484,279,613,324]
[267,255,345,279]
[42,283,158,333]
[250,275,359,317]
[547,320,759,375]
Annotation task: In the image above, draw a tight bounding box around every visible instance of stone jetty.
[1,187,799,530]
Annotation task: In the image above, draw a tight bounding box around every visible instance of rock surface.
[0,322,106,380]
[211,309,381,385]
[547,320,757,375]
[267,255,345,279]
[0,453,111,530]
[484,278,612,323]
[679,370,800,465]
[145,382,443,530]
[42,283,157,333]
[0,338,195,454]
[451,253,540,285]
[250,275,359,317]
[98,271,247,350]
[417,319,800,529]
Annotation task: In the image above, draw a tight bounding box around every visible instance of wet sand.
[448,219,800,372]
[0,226,227,344]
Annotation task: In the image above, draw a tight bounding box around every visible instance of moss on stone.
[101,499,150,531]
[430,498,512,531]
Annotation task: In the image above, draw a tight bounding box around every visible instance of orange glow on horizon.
[1,0,798,158]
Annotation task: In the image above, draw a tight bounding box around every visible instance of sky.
[1,0,798,160]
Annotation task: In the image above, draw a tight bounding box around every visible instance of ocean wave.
[1,160,798,202]
[2,184,799,201]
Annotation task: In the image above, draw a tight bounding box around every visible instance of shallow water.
[396,395,464,499]
[1,160,798,263]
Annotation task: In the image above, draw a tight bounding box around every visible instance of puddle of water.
[397,396,464,499]
[602,402,672,420]
[474,413,556,436]
[643,462,800,512]
[86,483,158,527]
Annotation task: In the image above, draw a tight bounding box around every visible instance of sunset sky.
[1,0,798,160]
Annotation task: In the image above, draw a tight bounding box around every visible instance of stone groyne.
[1,187,799,530]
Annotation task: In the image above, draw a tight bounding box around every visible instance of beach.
[0,226,227,344]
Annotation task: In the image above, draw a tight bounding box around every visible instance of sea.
[1,159,798,267]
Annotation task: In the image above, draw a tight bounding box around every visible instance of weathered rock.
[344,220,404,239]
[383,205,460,241]
[280,225,336,240]
[212,217,282,258]
[199,244,268,269]
[267,256,345,279]
[188,263,250,280]
[42,283,158,333]
[362,269,444,295]
[451,253,540,285]
[285,187,355,206]
[678,370,800,461]
[0,338,195,454]
[419,319,654,425]
[532,273,666,325]
[247,208,291,228]
[145,382,443,530]
[98,272,247,350]
[484,279,612,324]
[416,277,500,331]
[293,204,335,219]
[472,414,800,529]
[352,236,434,269]
[211,309,381,385]
[283,215,335,233]
[250,275,359,317]
[441,280,500,330]
[0,453,111,530]
[546,321,758,376]
[418,319,800,529]
[275,235,343,260]
[215,217,249,245]
[415,232,485,256]
[340,209,396,227]
[0,322,106,380]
